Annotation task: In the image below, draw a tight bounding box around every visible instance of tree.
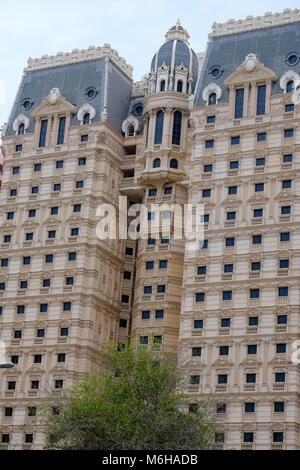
[42,345,216,450]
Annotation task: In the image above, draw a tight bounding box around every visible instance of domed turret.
[148,20,199,95]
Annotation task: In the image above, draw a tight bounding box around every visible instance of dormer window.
[209,93,217,106]
[128,125,135,137]
[177,80,183,92]
[18,123,25,135]
[83,113,90,125]
[286,81,294,94]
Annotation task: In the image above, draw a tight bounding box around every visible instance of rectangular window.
[76,181,84,189]
[149,189,157,197]
[218,375,227,385]
[10,189,17,197]
[200,240,208,249]
[159,260,168,269]
[196,293,205,303]
[230,161,239,170]
[146,261,154,270]
[39,120,48,148]
[228,186,237,195]
[221,318,231,328]
[276,344,286,354]
[125,247,134,256]
[277,315,287,325]
[58,354,66,363]
[191,375,200,385]
[224,264,233,273]
[285,104,294,112]
[81,135,88,142]
[273,433,283,443]
[71,228,79,237]
[140,336,148,345]
[207,116,215,124]
[274,402,285,413]
[78,157,86,166]
[29,209,36,218]
[157,285,166,293]
[248,345,257,355]
[256,158,265,166]
[13,167,20,175]
[280,232,290,242]
[254,209,263,218]
[16,144,22,152]
[278,287,288,297]
[1,259,8,267]
[245,403,255,413]
[244,433,254,443]
[281,206,291,215]
[227,212,236,221]
[53,184,61,192]
[48,231,56,239]
[275,373,285,383]
[283,154,292,163]
[23,257,31,265]
[280,259,289,269]
[57,117,66,145]
[192,347,202,357]
[198,266,206,275]
[223,291,232,301]
[164,187,173,195]
[61,328,69,337]
[246,374,256,384]
[161,237,169,245]
[37,329,45,338]
[204,164,213,173]
[194,320,203,329]
[144,286,152,295]
[73,205,81,213]
[250,289,260,299]
[0,283,6,291]
[284,129,293,138]
[202,189,211,198]
[255,183,264,192]
[282,180,292,189]
[56,161,64,169]
[231,136,240,145]
[40,304,48,313]
[257,132,266,142]
[123,271,132,280]
[142,311,150,320]
[45,255,53,263]
[226,237,235,247]
[235,88,244,119]
[251,262,261,271]
[20,281,28,289]
[155,310,164,319]
[205,140,214,149]
[43,279,50,287]
[63,302,72,311]
[220,346,229,356]
[257,85,266,116]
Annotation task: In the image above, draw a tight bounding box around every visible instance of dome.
[150,21,199,93]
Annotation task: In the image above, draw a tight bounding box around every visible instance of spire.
[165,21,190,44]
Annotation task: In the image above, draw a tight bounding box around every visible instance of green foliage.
[42,345,216,450]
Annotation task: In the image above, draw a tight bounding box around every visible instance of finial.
[177,18,181,27]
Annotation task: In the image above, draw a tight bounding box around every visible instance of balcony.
[215,385,227,393]
[219,328,230,336]
[247,327,258,334]
[279,215,290,223]
[249,272,260,279]
[244,384,256,392]
[277,269,288,277]
[273,384,285,391]
[251,218,263,225]
[222,274,232,281]
[195,275,206,283]
[192,330,203,337]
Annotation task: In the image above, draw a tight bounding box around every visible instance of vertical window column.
[257,84,266,116]
[57,116,66,145]
[154,110,164,145]
[234,88,244,119]
[39,119,48,148]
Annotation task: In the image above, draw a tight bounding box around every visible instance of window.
[148,212,155,221]
[220,346,229,356]
[196,293,205,303]
[119,319,127,328]
[285,104,294,112]
[73,204,81,213]
[16,144,22,152]
[227,212,236,221]
[256,158,265,166]
[208,93,216,105]
[144,286,152,295]
[204,164,213,173]
[31,186,39,195]
[123,271,132,280]
[223,291,232,301]
[161,237,169,245]
[202,189,211,198]
[125,247,134,256]
[66,277,74,286]
[34,163,42,172]
[1,259,8,268]
[78,157,86,166]
[277,315,287,325]
[29,209,36,218]
[274,402,284,413]
[83,113,90,125]
[159,260,168,269]
[221,318,231,328]
[39,120,48,148]
[257,132,266,142]
[284,129,293,138]
[205,140,214,149]
[192,347,202,357]
[280,259,289,269]
[0,307,2,315]
[235,88,244,119]
[224,264,233,273]
[2,434,10,444]
[273,433,283,443]
[217,404,227,414]
[245,403,255,413]
[37,329,45,338]
[280,232,290,242]
[0,283,5,291]
[149,188,157,197]
[148,238,156,246]
[153,158,161,168]
[142,311,150,320]
[18,123,25,135]
[248,345,257,355]
[28,407,36,417]
[76,180,84,190]
[40,304,48,313]
[255,183,264,192]
[170,158,179,169]
[164,187,173,195]
[275,373,285,383]
[8,381,16,390]
[226,237,235,247]
[61,328,69,337]
[14,330,22,339]
[281,206,291,215]
[48,231,56,239]
[57,117,66,145]
[7,212,14,220]
[257,85,266,116]
[254,209,263,218]
[154,111,164,145]
[157,285,166,294]
[251,262,261,271]
[160,80,165,92]
[81,135,88,142]
[282,180,292,189]
[25,434,33,444]
[55,380,63,389]
[123,169,134,178]
[23,257,31,265]
[43,279,50,288]
[286,80,294,93]
[63,302,72,311]
[231,136,240,145]
[191,375,200,385]
[244,433,254,443]
[5,407,13,417]
[246,374,256,384]
[155,310,164,319]
[283,154,292,163]
[276,343,286,354]
[53,183,61,192]
[207,116,215,124]
[228,186,237,195]
[45,254,53,264]
[198,266,206,275]
[172,111,182,145]
[250,289,260,299]
[146,261,154,270]
[140,336,148,345]
[56,161,64,169]
[58,354,66,363]
[278,287,288,298]
[71,228,79,237]
[34,355,42,364]
[17,305,25,315]
[194,320,203,329]
[218,375,227,384]
[177,80,183,92]
[230,161,239,170]
[20,281,28,289]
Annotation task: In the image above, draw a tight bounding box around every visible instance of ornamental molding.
[12,114,30,135]
[32,88,77,118]
[224,54,278,87]
[77,103,96,124]
[25,44,133,81]
[202,83,222,105]
[122,115,140,137]
[279,70,300,91]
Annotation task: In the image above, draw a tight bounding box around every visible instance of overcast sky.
[0,0,299,127]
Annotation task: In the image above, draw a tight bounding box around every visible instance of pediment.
[32,88,77,118]
[224,54,278,87]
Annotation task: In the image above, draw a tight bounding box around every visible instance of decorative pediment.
[32,88,77,118]
[224,54,278,87]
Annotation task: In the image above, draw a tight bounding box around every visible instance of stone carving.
[77,103,96,124]
[122,115,140,137]
[280,70,300,91]
[202,83,222,105]
[12,114,30,135]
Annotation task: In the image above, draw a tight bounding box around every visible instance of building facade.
[0,9,300,450]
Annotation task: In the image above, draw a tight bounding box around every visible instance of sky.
[0,0,299,128]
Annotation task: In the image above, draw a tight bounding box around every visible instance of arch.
[154,110,164,145]
[153,158,161,168]
[77,103,96,125]
[12,114,30,135]
[83,113,90,125]
[170,158,179,169]
[177,80,183,92]
[121,115,140,137]
[172,110,182,145]
[280,70,300,93]
[160,80,166,92]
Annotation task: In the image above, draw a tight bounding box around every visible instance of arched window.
[286,80,294,93]
[172,111,182,145]
[170,159,178,169]
[160,80,166,92]
[153,158,161,168]
[154,110,164,145]
[128,125,135,137]
[177,80,183,93]
[209,93,217,106]
[18,123,25,135]
[83,113,90,125]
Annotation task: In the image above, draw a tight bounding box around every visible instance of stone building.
[0,8,300,450]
